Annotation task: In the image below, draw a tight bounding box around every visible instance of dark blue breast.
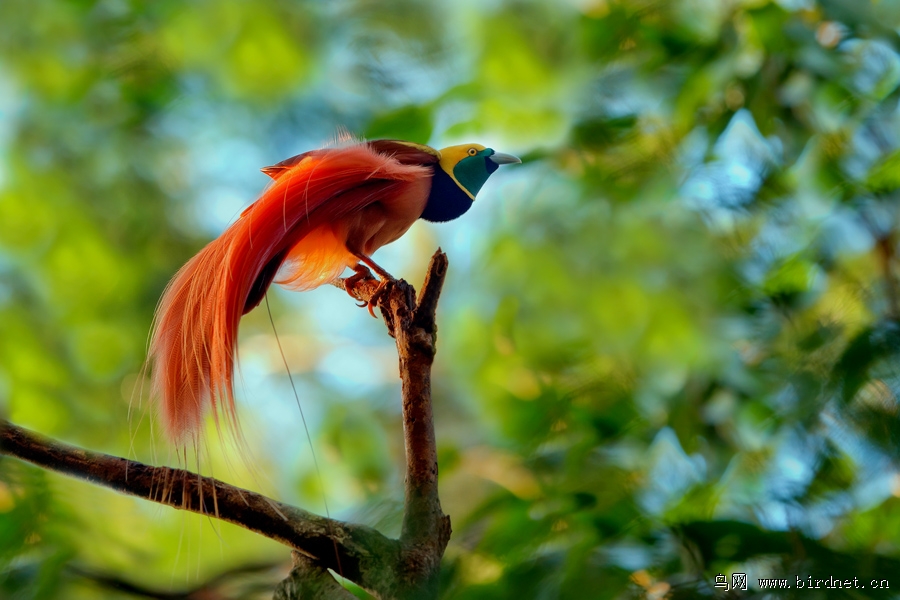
[420,166,474,223]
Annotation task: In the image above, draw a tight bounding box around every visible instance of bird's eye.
[467,148,478,156]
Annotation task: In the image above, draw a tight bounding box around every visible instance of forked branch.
[0,249,452,600]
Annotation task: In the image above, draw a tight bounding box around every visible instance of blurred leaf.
[365,104,433,143]
[832,321,900,403]
[865,149,900,193]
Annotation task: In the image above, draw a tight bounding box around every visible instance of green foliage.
[866,150,900,193]
[365,105,434,143]
[4,0,900,598]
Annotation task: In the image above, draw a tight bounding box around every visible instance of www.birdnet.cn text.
[715,573,891,592]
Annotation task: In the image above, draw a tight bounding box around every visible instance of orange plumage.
[148,139,519,442]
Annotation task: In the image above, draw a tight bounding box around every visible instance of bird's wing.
[258,140,438,179]
[149,143,432,442]
[259,149,321,180]
[365,139,441,165]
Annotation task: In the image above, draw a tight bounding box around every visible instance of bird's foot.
[349,254,398,318]
[344,262,395,318]
[343,264,373,306]
[366,277,394,318]
[353,252,395,281]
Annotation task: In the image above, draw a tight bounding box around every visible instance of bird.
[148,138,520,442]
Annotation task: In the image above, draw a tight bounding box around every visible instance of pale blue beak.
[488,152,522,165]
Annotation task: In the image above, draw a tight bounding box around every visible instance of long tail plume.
[148,144,429,443]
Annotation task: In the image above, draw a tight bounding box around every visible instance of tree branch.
[1,249,452,600]
[339,250,452,598]
[341,255,449,517]
[396,254,452,561]
[0,420,399,593]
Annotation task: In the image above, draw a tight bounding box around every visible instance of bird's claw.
[366,278,393,318]
[342,264,394,318]
[343,264,372,299]
[345,264,371,284]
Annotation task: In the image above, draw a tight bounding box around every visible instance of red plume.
[149,143,431,442]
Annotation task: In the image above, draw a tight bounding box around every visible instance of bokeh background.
[4,0,900,598]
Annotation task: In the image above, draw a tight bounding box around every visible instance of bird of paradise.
[149,139,520,442]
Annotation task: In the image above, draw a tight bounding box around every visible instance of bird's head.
[437,143,521,200]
